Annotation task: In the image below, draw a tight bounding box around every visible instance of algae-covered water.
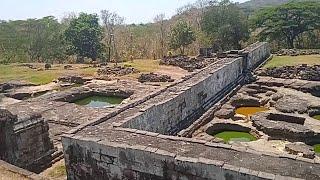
[312,115,320,121]
[74,95,124,108]
[214,131,257,143]
[314,144,320,154]
[235,107,268,118]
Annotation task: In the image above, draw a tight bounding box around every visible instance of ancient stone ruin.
[1,42,320,180]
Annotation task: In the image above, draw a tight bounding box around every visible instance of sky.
[0,0,247,24]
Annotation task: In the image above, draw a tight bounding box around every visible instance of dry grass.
[0,166,30,180]
[121,59,160,72]
[0,63,97,85]
[264,55,320,68]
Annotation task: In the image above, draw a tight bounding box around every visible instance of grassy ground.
[264,55,320,68]
[0,60,161,85]
[0,63,97,85]
[121,59,160,72]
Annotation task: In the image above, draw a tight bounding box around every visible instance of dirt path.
[155,65,189,80]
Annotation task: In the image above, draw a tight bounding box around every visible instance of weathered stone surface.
[270,93,284,101]
[252,112,315,142]
[0,81,35,93]
[0,109,54,173]
[160,55,217,72]
[256,65,320,81]
[230,94,261,107]
[138,73,174,83]
[276,49,320,56]
[97,65,139,76]
[58,75,91,85]
[285,142,315,159]
[215,106,235,119]
[275,95,308,113]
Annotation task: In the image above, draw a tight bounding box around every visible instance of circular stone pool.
[214,131,257,143]
[74,95,125,108]
[235,107,268,118]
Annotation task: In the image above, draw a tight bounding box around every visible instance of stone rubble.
[138,73,174,83]
[160,55,217,72]
[97,65,139,76]
[256,65,320,81]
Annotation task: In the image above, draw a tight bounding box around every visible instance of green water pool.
[74,95,124,108]
[235,107,268,118]
[314,144,320,154]
[214,131,257,143]
[312,115,320,121]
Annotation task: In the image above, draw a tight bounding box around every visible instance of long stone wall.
[0,109,54,173]
[122,58,244,135]
[62,42,281,180]
[121,42,270,135]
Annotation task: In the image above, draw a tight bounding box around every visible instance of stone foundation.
[60,43,320,180]
[0,109,54,173]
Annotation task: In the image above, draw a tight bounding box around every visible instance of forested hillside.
[240,0,316,8]
[0,0,319,64]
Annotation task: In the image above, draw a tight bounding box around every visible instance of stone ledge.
[0,160,45,180]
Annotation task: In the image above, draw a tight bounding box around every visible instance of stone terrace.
[59,43,320,180]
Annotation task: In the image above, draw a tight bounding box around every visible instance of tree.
[64,13,105,62]
[201,0,249,50]
[100,10,124,62]
[251,1,320,49]
[169,20,196,55]
[154,14,166,58]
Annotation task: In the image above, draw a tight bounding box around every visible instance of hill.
[240,0,317,8]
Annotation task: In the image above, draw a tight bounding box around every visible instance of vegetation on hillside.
[0,0,319,64]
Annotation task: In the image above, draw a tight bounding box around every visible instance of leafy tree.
[169,20,196,55]
[201,0,249,50]
[251,1,320,49]
[65,13,105,62]
[0,17,66,63]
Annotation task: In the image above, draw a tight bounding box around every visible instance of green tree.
[65,13,105,62]
[169,20,196,55]
[201,0,249,50]
[251,1,320,49]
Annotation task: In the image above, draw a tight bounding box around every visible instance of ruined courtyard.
[1,42,320,180]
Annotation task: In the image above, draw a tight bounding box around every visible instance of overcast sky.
[0,0,248,24]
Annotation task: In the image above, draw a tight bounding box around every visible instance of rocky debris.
[215,104,235,119]
[138,73,174,83]
[160,55,216,72]
[285,142,315,159]
[270,93,284,101]
[45,63,52,70]
[18,63,36,69]
[256,77,320,97]
[239,84,276,95]
[57,75,92,85]
[276,49,320,56]
[251,112,315,142]
[256,65,320,81]
[64,65,73,70]
[230,94,261,107]
[275,95,308,114]
[232,114,247,121]
[0,81,35,93]
[97,65,139,76]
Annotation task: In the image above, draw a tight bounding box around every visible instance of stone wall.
[122,58,244,135]
[0,109,54,173]
[245,42,270,70]
[121,42,270,135]
[62,42,275,180]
